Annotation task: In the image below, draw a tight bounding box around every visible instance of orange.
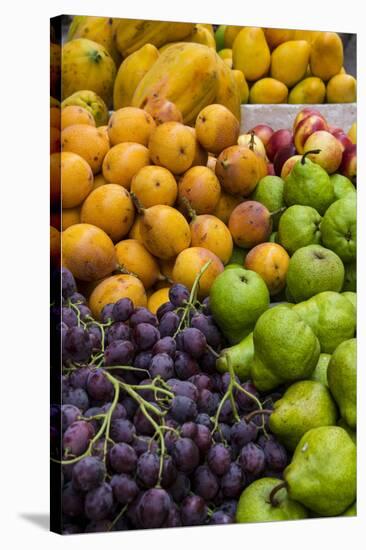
[187,127,208,167]
[172,247,224,298]
[61,105,95,130]
[131,165,178,208]
[80,184,135,242]
[61,124,109,174]
[148,121,196,175]
[61,151,94,208]
[147,287,171,314]
[195,104,240,155]
[89,274,147,319]
[190,214,233,264]
[62,207,81,230]
[115,239,161,289]
[212,191,242,225]
[62,223,116,281]
[108,107,156,146]
[102,142,150,189]
[178,166,221,215]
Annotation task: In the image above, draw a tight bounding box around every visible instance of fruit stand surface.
[241,103,356,132]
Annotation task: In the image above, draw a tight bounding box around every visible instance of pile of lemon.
[215,27,356,104]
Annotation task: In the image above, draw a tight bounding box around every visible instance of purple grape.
[220,372,239,393]
[75,303,92,320]
[200,350,217,373]
[164,504,182,527]
[189,374,213,391]
[110,419,136,444]
[112,298,134,322]
[63,420,94,456]
[129,307,158,328]
[68,292,86,305]
[149,353,175,380]
[62,387,89,412]
[181,495,207,526]
[207,444,231,476]
[260,438,288,471]
[84,520,112,533]
[167,379,198,401]
[69,367,92,390]
[111,474,139,504]
[120,396,138,419]
[84,482,114,520]
[156,301,175,320]
[180,421,197,439]
[61,404,81,432]
[161,455,178,488]
[106,322,131,344]
[101,402,127,421]
[230,420,258,448]
[100,304,115,323]
[201,296,211,314]
[88,324,102,350]
[62,482,84,517]
[213,422,231,444]
[134,351,153,373]
[180,327,207,358]
[72,457,105,492]
[169,284,190,307]
[63,327,92,362]
[195,413,212,429]
[236,382,259,411]
[209,511,233,525]
[170,472,191,503]
[193,465,219,500]
[159,311,180,337]
[164,429,179,454]
[137,378,155,401]
[133,323,160,351]
[62,307,78,328]
[174,351,199,380]
[197,389,220,415]
[108,443,137,474]
[152,336,176,357]
[91,438,113,461]
[138,488,171,529]
[172,438,199,473]
[132,436,159,456]
[133,403,160,436]
[221,462,244,498]
[62,523,82,534]
[104,340,135,366]
[193,424,212,454]
[83,407,103,432]
[239,442,266,475]
[170,396,197,423]
[62,268,77,299]
[136,451,160,488]
[191,314,222,348]
[219,499,237,518]
[86,370,114,401]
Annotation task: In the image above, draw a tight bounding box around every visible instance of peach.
[280,155,302,179]
[266,129,293,161]
[339,144,357,179]
[294,114,329,154]
[293,107,323,132]
[303,130,343,173]
[250,124,274,147]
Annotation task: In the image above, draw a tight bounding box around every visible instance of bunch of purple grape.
[57,268,288,534]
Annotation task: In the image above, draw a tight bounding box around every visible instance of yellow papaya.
[186,24,216,49]
[232,27,270,81]
[62,38,116,107]
[199,24,214,36]
[132,43,219,126]
[231,69,249,104]
[214,56,241,120]
[270,40,311,87]
[310,32,344,81]
[113,19,194,57]
[67,16,121,64]
[113,43,159,110]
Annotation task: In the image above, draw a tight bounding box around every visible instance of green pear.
[210,268,270,344]
[330,173,356,201]
[278,205,322,255]
[327,338,356,429]
[269,380,337,451]
[284,153,335,215]
[269,231,278,243]
[342,291,356,312]
[284,426,356,516]
[224,263,242,270]
[251,306,320,392]
[342,262,356,292]
[287,245,344,303]
[310,353,331,386]
[216,332,254,381]
[228,245,247,265]
[236,478,308,523]
[342,502,356,516]
[251,175,285,229]
[293,291,356,353]
[320,195,356,263]
[338,418,356,444]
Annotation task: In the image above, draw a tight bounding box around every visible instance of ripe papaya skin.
[132,43,241,125]
[67,16,121,64]
[113,19,194,57]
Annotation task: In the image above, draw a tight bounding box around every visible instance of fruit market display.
[50,16,357,535]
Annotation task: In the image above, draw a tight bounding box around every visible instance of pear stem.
[244,409,273,423]
[269,481,288,507]
[130,191,145,215]
[180,196,197,221]
[270,207,286,219]
[249,130,256,151]
[301,149,321,165]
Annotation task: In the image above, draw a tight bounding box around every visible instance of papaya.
[232,69,249,104]
[185,24,216,49]
[232,28,270,81]
[67,16,121,64]
[310,32,344,81]
[113,44,159,110]
[132,43,241,125]
[113,19,194,57]
[62,38,116,107]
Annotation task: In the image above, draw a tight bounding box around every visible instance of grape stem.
[108,503,128,531]
[211,354,241,432]
[173,260,212,337]
[269,481,288,507]
[244,409,273,423]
